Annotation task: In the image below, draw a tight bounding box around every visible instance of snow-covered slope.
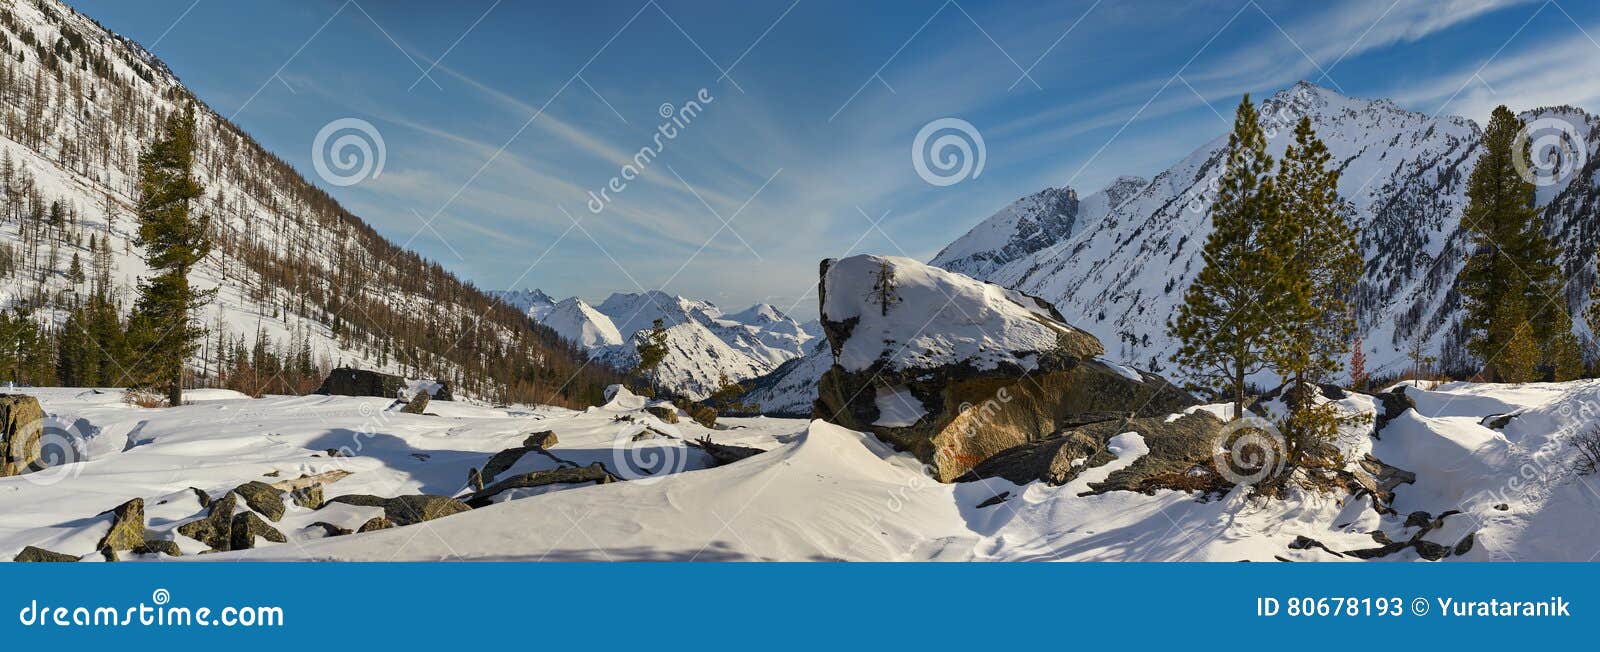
[540,297,623,349]
[931,81,1600,382]
[821,254,1097,372]
[7,378,1593,561]
[934,176,1147,279]
[495,288,817,400]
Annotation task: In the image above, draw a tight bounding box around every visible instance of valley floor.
[2,379,1598,561]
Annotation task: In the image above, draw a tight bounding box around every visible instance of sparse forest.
[0,1,621,406]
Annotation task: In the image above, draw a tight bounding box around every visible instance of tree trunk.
[168,366,182,407]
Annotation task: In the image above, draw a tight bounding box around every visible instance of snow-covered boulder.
[813,255,1197,481]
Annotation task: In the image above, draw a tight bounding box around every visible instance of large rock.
[177,492,238,551]
[961,412,1226,492]
[464,464,618,507]
[0,394,45,477]
[95,498,146,552]
[233,481,286,522]
[13,546,77,562]
[316,369,453,401]
[812,255,1198,481]
[400,391,430,414]
[324,494,472,526]
[229,511,286,550]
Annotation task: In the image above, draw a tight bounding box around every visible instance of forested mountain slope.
[0,0,618,405]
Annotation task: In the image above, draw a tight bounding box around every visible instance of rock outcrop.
[324,494,472,526]
[400,391,430,415]
[13,546,77,562]
[0,394,45,477]
[316,368,452,401]
[177,492,238,551]
[960,412,1226,492]
[463,464,617,507]
[812,255,1198,481]
[233,481,286,522]
[95,498,146,552]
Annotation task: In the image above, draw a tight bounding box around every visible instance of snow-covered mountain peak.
[727,303,788,326]
[543,297,623,349]
[926,82,1600,385]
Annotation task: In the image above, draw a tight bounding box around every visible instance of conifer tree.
[127,105,213,406]
[1170,95,1279,418]
[1349,336,1368,391]
[1263,116,1364,467]
[1456,106,1571,381]
[1268,116,1362,385]
[633,318,670,395]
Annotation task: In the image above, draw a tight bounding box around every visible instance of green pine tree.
[1170,95,1279,418]
[1264,116,1364,468]
[127,105,214,406]
[1268,116,1362,385]
[1456,106,1570,382]
[633,318,671,395]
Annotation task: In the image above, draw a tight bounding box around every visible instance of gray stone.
[177,492,238,551]
[95,498,146,552]
[324,493,472,526]
[233,481,287,522]
[0,394,45,477]
[523,430,559,449]
[644,406,679,423]
[401,391,430,415]
[466,464,617,507]
[14,546,77,562]
[383,494,472,526]
[309,522,352,537]
[290,484,323,509]
[132,540,182,557]
[229,511,286,550]
[691,436,766,467]
[357,517,394,533]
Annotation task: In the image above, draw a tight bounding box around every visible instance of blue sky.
[66,0,1600,316]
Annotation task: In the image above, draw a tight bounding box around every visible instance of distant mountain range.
[494,289,819,400]
[933,81,1600,382]
[742,82,1600,413]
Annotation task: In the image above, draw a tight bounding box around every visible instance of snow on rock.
[820,254,1101,373]
[872,385,926,427]
[2,379,1597,561]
